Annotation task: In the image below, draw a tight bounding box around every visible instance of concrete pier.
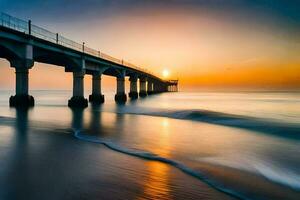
[115,69,127,103]
[89,72,104,104]
[9,67,34,107]
[147,80,154,95]
[9,45,35,107]
[68,70,88,108]
[139,77,147,97]
[153,83,161,94]
[167,80,179,92]
[129,75,138,99]
[115,77,127,103]
[0,13,179,107]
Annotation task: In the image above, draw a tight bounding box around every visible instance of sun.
[162,69,169,78]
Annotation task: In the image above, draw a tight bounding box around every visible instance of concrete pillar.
[73,72,84,96]
[68,70,88,108]
[147,80,153,95]
[92,75,101,95]
[162,84,165,92]
[160,84,164,92]
[153,82,158,94]
[9,61,34,107]
[117,77,125,94]
[139,77,147,97]
[151,83,154,93]
[16,68,29,95]
[115,77,127,103]
[155,83,161,93]
[161,83,167,92]
[9,45,34,107]
[89,73,104,104]
[129,75,138,99]
[115,70,127,103]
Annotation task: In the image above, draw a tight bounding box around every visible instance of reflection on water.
[68,103,300,199]
[15,108,29,135]
[71,107,84,130]
[89,105,102,133]
[0,91,300,199]
[139,118,172,200]
[139,162,172,200]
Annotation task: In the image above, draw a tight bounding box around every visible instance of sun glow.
[162,69,170,78]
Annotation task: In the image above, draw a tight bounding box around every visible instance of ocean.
[0,90,299,200]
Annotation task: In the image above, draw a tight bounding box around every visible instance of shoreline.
[1,113,300,199]
[0,115,234,200]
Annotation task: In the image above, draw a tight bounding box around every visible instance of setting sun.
[162,69,169,78]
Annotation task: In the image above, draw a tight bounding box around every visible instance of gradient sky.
[0,0,299,91]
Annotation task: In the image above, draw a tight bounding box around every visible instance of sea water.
[0,90,299,199]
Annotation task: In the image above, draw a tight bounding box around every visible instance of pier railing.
[0,12,156,77]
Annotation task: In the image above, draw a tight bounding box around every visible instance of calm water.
[0,90,300,200]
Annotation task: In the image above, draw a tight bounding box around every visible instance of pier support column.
[9,67,34,107]
[147,80,154,95]
[139,77,147,97]
[152,82,158,94]
[159,84,163,93]
[68,70,88,108]
[9,55,34,107]
[154,83,162,93]
[163,84,168,92]
[129,75,138,99]
[115,70,127,103]
[89,72,104,104]
[115,77,127,103]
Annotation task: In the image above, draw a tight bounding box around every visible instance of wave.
[198,155,300,191]
[111,107,300,140]
[254,162,300,191]
[74,129,250,200]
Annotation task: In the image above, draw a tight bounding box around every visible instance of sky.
[0,0,300,91]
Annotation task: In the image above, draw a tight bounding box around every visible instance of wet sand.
[0,116,234,200]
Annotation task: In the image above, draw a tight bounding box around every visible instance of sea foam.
[74,129,249,200]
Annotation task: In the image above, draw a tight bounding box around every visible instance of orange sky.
[0,5,299,91]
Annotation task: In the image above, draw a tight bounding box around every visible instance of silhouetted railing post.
[82,42,85,53]
[28,20,31,35]
[56,33,58,44]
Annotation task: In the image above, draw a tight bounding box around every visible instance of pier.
[0,13,178,107]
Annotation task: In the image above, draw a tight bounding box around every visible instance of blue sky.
[1,0,299,24]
